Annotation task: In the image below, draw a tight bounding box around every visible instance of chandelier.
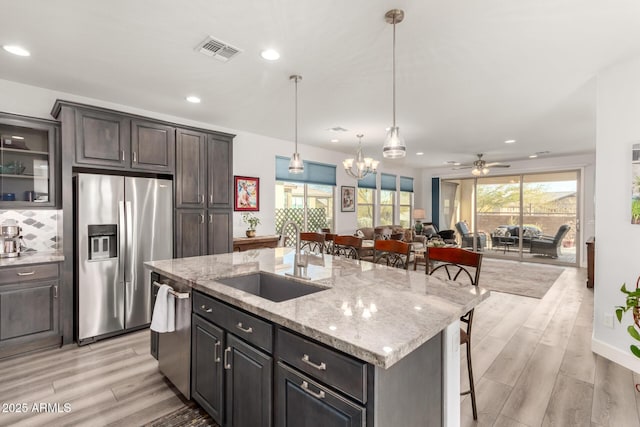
[382,8,406,159]
[343,134,379,179]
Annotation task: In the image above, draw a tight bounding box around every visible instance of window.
[399,191,413,228]
[380,190,395,225]
[357,188,374,228]
[275,181,334,245]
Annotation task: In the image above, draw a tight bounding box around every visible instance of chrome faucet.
[280,220,305,267]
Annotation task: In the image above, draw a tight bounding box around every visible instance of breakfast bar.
[146,247,490,426]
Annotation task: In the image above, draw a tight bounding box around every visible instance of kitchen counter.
[145,247,489,369]
[0,251,64,267]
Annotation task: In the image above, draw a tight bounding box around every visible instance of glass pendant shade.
[383,126,406,159]
[289,152,304,174]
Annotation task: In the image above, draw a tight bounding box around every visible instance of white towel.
[150,284,176,333]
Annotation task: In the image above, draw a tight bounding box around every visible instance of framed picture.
[234,176,259,211]
[341,186,355,212]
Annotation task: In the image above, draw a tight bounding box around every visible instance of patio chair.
[529,224,571,258]
[454,221,486,251]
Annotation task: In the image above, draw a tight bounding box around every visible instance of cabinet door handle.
[53,285,58,298]
[209,214,213,223]
[301,381,325,400]
[301,354,326,371]
[199,194,204,204]
[200,304,212,313]
[223,347,232,370]
[200,214,205,224]
[209,194,213,204]
[133,151,137,163]
[17,271,35,276]
[121,150,125,161]
[236,322,253,334]
[214,341,221,363]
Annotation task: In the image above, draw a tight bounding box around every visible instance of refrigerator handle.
[125,201,134,285]
[118,201,126,280]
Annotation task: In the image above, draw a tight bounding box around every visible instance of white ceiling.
[1,0,640,168]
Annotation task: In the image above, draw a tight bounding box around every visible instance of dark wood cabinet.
[176,128,207,208]
[192,314,225,424]
[226,334,273,427]
[175,210,207,258]
[208,135,232,209]
[75,108,130,168]
[0,112,59,208]
[208,210,232,255]
[275,362,365,427]
[176,129,234,255]
[131,120,175,173]
[192,292,273,426]
[0,262,61,359]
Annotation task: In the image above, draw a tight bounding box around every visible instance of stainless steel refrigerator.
[75,173,173,344]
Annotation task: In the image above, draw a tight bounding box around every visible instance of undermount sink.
[216,272,327,302]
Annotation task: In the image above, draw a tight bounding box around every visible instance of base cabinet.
[275,362,365,427]
[191,295,272,427]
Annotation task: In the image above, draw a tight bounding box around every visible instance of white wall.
[593,56,640,373]
[0,78,419,237]
[417,153,596,266]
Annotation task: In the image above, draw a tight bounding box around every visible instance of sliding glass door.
[442,170,580,266]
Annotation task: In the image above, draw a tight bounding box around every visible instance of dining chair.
[323,233,337,254]
[373,239,411,269]
[299,232,326,254]
[425,246,482,420]
[333,235,363,259]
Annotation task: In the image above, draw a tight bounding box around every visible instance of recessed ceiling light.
[529,154,538,158]
[330,139,339,143]
[3,45,30,56]
[416,152,424,156]
[504,139,516,144]
[260,49,280,61]
[186,96,201,103]
[11,136,24,140]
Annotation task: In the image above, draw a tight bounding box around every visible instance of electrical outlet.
[604,313,614,328]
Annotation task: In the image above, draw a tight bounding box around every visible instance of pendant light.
[343,134,379,179]
[288,75,304,174]
[382,9,406,159]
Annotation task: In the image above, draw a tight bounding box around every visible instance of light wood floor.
[0,266,637,426]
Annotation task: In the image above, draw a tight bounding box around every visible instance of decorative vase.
[246,229,256,238]
[414,221,423,235]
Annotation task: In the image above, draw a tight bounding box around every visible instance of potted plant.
[615,276,640,358]
[242,213,260,238]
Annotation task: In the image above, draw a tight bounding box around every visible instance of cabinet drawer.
[276,328,367,403]
[0,263,59,285]
[193,291,273,353]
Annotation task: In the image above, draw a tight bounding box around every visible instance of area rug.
[477,258,566,299]
[144,402,217,427]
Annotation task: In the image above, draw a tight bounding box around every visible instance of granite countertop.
[0,251,64,267]
[145,248,489,369]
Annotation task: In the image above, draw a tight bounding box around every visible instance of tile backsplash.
[0,210,62,252]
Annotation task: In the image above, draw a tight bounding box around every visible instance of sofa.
[490,225,542,250]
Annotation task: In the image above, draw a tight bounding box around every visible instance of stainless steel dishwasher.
[152,277,191,399]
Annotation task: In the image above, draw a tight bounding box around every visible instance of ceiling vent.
[196,36,242,62]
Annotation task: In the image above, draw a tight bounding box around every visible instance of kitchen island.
[146,247,490,426]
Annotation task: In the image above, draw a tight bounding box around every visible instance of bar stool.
[299,232,326,254]
[373,239,411,269]
[426,247,483,420]
[333,235,362,259]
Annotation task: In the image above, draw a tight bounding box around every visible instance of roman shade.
[357,172,377,189]
[400,176,413,192]
[381,173,397,191]
[276,156,336,186]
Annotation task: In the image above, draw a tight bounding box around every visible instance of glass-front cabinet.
[0,113,57,208]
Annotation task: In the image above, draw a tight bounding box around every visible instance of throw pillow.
[403,229,413,242]
[493,227,507,237]
[356,229,365,238]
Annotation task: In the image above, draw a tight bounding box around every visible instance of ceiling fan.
[453,154,511,176]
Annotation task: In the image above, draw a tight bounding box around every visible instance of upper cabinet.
[0,112,58,208]
[131,120,175,173]
[54,102,176,174]
[207,135,232,209]
[75,108,130,169]
[176,128,207,208]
